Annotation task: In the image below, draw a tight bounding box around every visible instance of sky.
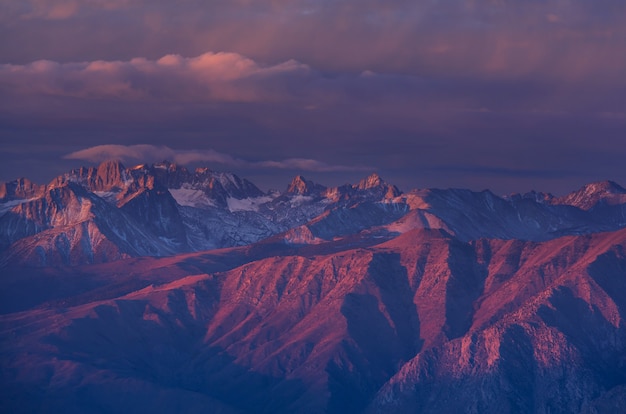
[1,0,626,195]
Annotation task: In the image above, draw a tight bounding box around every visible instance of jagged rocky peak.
[354,172,401,198]
[147,160,192,189]
[580,180,626,194]
[0,177,44,201]
[356,172,383,190]
[9,182,95,231]
[194,166,212,176]
[556,180,626,210]
[286,175,326,196]
[125,160,264,201]
[153,160,177,170]
[48,159,128,192]
[205,172,265,199]
[95,159,126,188]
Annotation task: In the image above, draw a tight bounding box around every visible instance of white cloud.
[64,145,236,165]
[63,144,366,172]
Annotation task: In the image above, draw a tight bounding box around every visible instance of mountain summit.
[556,180,626,210]
[286,175,326,195]
[354,173,401,198]
[356,172,384,189]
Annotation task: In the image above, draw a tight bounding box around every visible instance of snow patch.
[0,198,34,215]
[94,191,120,204]
[385,210,452,234]
[170,188,217,209]
[227,196,273,212]
[289,195,313,206]
[217,172,237,187]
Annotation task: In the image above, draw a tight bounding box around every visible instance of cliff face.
[0,177,44,201]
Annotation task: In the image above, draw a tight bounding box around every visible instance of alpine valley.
[1,160,626,413]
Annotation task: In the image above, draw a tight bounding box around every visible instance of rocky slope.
[1,226,625,413]
[2,163,626,412]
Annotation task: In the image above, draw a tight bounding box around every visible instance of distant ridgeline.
[1,159,626,266]
[1,160,626,413]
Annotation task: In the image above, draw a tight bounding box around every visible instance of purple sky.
[1,0,626,195]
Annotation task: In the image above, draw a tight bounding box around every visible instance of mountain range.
[1,161,625,413]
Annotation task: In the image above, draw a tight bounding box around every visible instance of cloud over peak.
[64,144,367,173]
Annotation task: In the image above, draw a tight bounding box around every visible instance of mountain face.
[1,163,626,413]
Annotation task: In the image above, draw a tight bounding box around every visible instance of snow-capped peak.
[556,180,626,210]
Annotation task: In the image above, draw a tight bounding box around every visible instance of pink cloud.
[64,145,246,166]
[0,52,311,103]
[2,0,626,86]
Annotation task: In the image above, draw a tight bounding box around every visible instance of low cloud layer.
[64,144,366,173]
[2,49,623,118]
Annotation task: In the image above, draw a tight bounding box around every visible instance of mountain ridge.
[2,160,626,266]
[2,226,625,413]
[1,160,626,413]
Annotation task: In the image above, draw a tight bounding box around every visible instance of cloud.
[7,0,132,20]
[3,0,626,83]
[63,144,366,172]
[63,145,235,165]
[1,45,623,121]
[256,158,367,172]
[0,51,311,103]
